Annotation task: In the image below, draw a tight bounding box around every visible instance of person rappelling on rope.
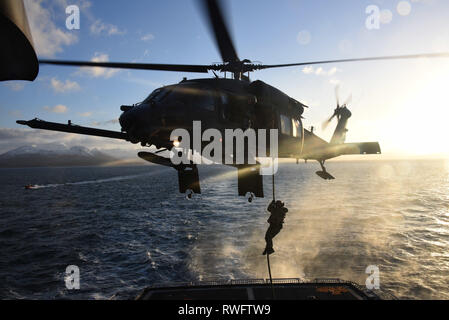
[263,200,288,255]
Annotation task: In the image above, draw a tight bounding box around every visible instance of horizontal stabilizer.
[138,151,175,168]
[303,142,381,160]
[338,142,381,155]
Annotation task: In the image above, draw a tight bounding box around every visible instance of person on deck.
[263,200,288,255]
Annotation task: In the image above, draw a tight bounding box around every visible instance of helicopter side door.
[278,113,304,158]
[276,96,304,158]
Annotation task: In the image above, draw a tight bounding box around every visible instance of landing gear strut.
[316,160,335,180]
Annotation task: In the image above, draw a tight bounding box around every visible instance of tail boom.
[302,142,381,161]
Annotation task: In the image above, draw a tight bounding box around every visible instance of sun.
[391,65,449,157]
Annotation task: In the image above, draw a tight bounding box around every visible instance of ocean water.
[0,159,448,300]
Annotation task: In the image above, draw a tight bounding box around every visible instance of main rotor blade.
[39,60,211,73]
[256,52,449,70]
[199,0,239,63]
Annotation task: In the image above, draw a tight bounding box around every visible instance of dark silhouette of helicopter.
[9,0,449,199]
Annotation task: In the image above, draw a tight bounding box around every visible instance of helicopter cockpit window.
[142,88,170,104]
[292,119,301,138]
[280,114,292,135]
[153,89,171,103]
[161,88,191,106]
[142,89,160,104]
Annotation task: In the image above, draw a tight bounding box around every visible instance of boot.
[262,246,275,255]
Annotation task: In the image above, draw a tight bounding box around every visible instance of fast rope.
[267,253,275,299]
[265,117,277,299]
[267,156,276,299]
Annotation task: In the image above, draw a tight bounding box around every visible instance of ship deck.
[136,278,395,300]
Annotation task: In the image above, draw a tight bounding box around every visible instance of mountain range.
[0,143,117,167]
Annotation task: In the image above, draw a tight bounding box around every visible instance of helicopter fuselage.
[119,78,306,163]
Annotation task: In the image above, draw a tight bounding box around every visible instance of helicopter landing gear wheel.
[316,160,335,180]
[185,189,194,200]
[245,192,255,203]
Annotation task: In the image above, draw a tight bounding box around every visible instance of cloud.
[24,1,127,56]
[302,66,341,76]
[51,78,81,93]
[43,104,69,113]
[24,0,78,57]
[53,0,92,11]
[3,82,26,91]
[91,119,119,126]
[90,19,126,36]
[302,66,314,74]
[314,67,324,75]
[77,53,120,79]
[79,112,92,117]
[141,33,155,42]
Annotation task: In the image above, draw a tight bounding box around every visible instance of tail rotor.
[322,85,352,130]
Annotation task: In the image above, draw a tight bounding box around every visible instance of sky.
[1,0,449,159]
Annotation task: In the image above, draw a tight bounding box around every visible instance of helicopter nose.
[119,107,136,132]
[120,104,148,130]
[119,100,189,146]
[119,104,154,142]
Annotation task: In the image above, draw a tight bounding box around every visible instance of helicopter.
[7,0,449,199]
